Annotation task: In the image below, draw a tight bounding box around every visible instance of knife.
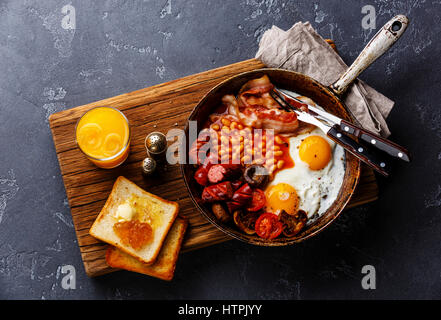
[277,88,411,162]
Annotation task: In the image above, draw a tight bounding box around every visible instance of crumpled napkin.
[256,22,394,137]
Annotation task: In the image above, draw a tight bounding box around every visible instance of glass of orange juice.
[75,106,131,169]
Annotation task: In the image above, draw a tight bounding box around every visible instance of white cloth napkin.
[256,22,394,137]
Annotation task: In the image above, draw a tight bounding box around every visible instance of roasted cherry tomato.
[255,213,283,239]
[247,189,266,212]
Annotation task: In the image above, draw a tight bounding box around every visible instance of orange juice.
[76,107,131,169]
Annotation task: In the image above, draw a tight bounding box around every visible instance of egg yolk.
[299,135,332,170]
[265,183,299,215]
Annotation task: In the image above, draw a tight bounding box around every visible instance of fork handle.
[327,126,390,177]
[339,120,410,162]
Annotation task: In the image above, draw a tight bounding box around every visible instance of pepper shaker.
[141,157,157,177]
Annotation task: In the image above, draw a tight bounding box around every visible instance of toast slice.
[90,176,179,265]
[106,217,188,281]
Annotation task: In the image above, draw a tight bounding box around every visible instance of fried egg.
[265,183,299,215]
[264,125,345,219]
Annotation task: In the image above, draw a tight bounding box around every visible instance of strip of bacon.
[226,75,299,133]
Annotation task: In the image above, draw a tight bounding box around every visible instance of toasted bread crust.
[106,218,188,281]
[89,176,179,265]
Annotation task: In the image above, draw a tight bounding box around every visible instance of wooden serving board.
[49,58,379,277]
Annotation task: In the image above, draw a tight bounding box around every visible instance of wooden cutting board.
[49,58,379,277]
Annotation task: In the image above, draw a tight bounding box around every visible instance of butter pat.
[115,202,134,221]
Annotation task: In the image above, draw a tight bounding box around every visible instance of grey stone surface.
[0,0,440,299]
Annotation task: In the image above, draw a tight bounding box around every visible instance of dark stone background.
[0,0,439,299]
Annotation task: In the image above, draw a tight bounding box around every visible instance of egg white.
[266,127,345,218]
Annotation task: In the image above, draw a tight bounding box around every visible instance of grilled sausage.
[194,158,214,186]
[226,183,253,213]
[212,203,230,222]
[207,164,241,184]
[231,180,243,190]
[201,181,234,202]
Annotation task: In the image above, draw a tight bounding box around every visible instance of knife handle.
[327,126,390,177]
[340,120,411,162]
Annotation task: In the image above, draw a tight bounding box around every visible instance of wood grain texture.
[49,58,378,277]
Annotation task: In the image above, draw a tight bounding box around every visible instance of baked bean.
[275,136,284,144]
[221,118,231,126]
[277,160,285,169]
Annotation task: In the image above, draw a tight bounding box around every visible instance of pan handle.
[330,15,409,96]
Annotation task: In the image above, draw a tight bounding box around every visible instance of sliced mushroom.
[243,165,269,188]
[233,210,258,235]
[280,210,307,237]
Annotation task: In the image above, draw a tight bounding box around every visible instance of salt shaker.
[145,131,167,161]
